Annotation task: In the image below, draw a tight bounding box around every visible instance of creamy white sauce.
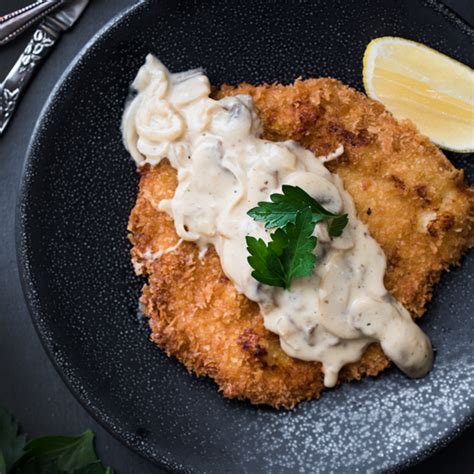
[123,55,433,387]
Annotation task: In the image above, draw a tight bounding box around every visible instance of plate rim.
[15,0,474,472]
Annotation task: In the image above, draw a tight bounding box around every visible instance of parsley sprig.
[248,185,348,237]
[0,407,112,474]
[246,208,317,289]
[246,185,348,289]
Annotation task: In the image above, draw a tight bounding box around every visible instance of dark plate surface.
[17,1,473,472]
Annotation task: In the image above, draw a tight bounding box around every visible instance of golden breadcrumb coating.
[128,78,473,409]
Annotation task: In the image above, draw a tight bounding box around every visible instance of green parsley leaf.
[327,213,349,237]
[278,208,317,287]
[246,208,317,289]
[246,236,286,288]
[0,408,26,472]
[11,430,112,474]
[247,201,302,229]
[0,450,7,474]
[247,185,348,237]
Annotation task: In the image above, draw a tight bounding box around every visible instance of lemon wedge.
[363,36,474,152]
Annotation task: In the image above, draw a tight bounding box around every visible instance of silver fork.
[0,0,65,46]
[0,0,90,136]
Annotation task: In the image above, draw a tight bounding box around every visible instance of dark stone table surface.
[0,1,472,472]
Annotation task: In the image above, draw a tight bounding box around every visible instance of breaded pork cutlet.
[128,78,474,409]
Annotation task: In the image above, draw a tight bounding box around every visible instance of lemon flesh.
[363,37,474,152]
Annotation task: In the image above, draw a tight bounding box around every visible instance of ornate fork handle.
[0,20,60,135]
[0,0,64,46]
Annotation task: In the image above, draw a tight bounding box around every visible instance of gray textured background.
[0,1,472,472]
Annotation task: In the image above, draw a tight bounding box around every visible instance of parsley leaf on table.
[0,408,112,474]
[0,408,26,473]
[10,430,112,474]
[246,208,317,289]
[247,185,348,237]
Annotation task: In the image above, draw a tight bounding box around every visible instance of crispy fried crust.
[128,78,474,408]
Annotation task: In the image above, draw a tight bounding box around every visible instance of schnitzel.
[128,78,473,408]
[217,80,474,316]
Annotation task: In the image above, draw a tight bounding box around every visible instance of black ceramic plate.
[17,1,473,472]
